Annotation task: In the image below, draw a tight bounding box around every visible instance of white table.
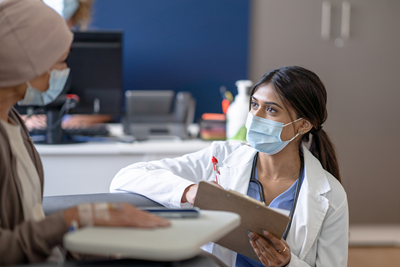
[64,210,241,261]
[36,139,211,196]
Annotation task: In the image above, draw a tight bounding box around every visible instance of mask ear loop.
[287,131,302,142]
[284,117,304,143]
[283,117,303,127]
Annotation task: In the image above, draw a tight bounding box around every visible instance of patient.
[0,1,169,265]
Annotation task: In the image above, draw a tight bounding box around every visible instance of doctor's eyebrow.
[251,96,283,110]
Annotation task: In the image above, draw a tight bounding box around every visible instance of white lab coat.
[110,141,348,267]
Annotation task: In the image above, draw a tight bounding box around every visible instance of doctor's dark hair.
[250,66,341,183]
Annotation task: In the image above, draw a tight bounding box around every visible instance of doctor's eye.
[266,105,277,113]
[250,101,259,109]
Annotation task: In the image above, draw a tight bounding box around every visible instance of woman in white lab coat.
[110,66,349,267]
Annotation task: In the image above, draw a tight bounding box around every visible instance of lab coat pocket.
[217,166,250,195]
[216,167,234,189]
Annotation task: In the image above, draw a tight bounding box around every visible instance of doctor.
[111,66,349,267]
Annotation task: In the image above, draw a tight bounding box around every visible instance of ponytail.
[308,129,341,183]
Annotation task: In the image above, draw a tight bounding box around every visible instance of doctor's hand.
[181,184,198,204]
[181,181,223,204]
[248,230,291,267]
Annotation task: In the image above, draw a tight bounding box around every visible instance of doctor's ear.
[299,120,313,135]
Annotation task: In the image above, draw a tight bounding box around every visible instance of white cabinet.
[36,140,211,196]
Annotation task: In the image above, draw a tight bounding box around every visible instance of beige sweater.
[0,108,69,265]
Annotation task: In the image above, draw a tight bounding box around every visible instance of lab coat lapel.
[288,145,331,259]
[219,143,256,194]
[217,143,332,260]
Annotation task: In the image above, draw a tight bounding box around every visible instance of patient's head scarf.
[0,0,73,88]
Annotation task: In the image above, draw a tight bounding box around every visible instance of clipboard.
[194,181,290,262]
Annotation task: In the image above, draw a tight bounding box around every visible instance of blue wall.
[90,0,250,120]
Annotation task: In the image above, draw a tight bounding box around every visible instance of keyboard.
[29,124,109,137]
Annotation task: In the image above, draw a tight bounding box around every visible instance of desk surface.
[35,139,212,155]
[64,210,241,261]
[35,123,212,156]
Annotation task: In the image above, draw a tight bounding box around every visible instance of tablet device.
[142,207,200,219]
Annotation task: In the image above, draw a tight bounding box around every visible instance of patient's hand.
[63,203,171,229]
[95,203,171,228]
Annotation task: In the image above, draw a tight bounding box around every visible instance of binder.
[194,181,290,262]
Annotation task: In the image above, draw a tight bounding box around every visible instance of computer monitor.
[66,30,123,116]
[16,30,123,144]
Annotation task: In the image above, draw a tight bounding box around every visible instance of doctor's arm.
[110,143,218,208]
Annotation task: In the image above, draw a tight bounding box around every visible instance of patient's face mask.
[18,68,70,106]
[245,112,302,155]
[43,0,79,20]
[62,0,80,20]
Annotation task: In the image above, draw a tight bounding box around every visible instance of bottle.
[226,80,253,141]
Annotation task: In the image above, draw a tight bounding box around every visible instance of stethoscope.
[249,152,304,240]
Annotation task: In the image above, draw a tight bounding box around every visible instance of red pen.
[211,156,221,184]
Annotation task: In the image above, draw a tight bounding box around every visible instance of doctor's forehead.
[252,84,282,104]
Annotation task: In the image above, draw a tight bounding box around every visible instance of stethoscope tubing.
[249,152,304,240]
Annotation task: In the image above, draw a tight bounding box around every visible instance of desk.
[36,140,211,196]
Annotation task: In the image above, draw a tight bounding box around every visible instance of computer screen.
[15,30,123,144]
[15,30,123,116]
[66,30,123,116]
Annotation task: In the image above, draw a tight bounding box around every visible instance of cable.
[23,107,45,122]
[45,98,78,131]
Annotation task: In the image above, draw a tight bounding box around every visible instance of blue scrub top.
[235,167,304,267]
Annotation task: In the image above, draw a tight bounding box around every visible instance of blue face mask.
[18,68,70,106]
[245,112,303,155]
